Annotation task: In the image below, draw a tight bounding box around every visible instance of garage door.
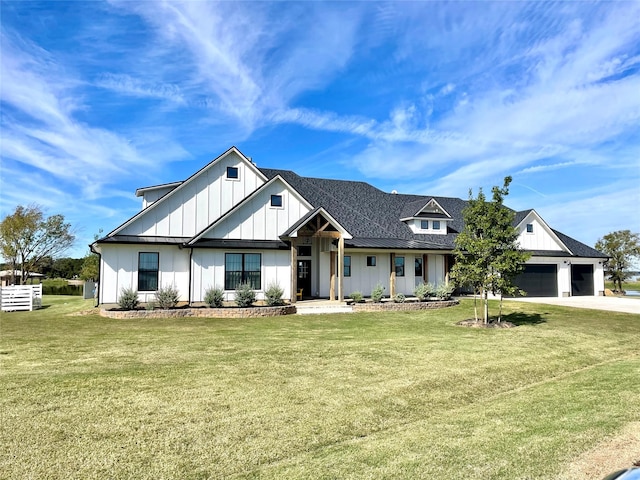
[571,264,594,296]
[514,264,558,297]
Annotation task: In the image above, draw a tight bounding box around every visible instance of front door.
[297,260,312,299]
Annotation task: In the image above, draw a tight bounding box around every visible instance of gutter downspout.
[90,242,102,308]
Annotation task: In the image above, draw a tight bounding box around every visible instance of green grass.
[606,279,640,291]
[1,296,639,479]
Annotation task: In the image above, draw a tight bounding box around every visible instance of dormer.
[401,198,451,235]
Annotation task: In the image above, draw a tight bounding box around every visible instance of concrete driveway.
[511,295,640,314]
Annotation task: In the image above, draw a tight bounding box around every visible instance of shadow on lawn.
[503,311,547,326]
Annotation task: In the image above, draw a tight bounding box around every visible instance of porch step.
[295,302,353,315]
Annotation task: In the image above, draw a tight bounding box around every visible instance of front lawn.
[1,296,639,479]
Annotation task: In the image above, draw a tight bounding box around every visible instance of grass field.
[1,296,639,479]
[606,279,640,292]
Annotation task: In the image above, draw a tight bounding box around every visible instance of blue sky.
[1,1,639,259]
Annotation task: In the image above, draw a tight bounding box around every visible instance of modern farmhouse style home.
[92,147,607,305]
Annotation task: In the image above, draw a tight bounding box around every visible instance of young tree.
[0,205,75,284]
[595,230,640,292]
[451,177,531,324]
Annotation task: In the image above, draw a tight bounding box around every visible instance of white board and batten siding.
[191,250,291,302]
[99,244,190,304]
[121,151,266,238]
[320,251,447,298]
[203,179,312,241]
[517,213,564,252]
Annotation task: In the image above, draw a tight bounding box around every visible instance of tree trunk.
[483,289,489,324]
[473,290,479,322]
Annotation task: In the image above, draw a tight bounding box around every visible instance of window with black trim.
[395,256,405,277]
[225,253,261,290]
[415,257,423,277]
[297,245,312,257]
[421,220,428,230]
[366,255,376,267]
[226,166,239,179]
[432,220,441,230]
[344,256,351,277]
[138,252,159,291]
[270,194,283,207]
[526,223,534,233]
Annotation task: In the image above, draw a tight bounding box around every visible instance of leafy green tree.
[51,257,84,279]
[595,230,640,292]
[451,177,531,323]
[0,205,75,284]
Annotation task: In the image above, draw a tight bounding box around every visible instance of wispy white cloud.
[108,1,363,128]
[95,73,186,104]
[0,32,188,199]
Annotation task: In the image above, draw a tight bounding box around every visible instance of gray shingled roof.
[260,168,604,258]
[96,166,605,259]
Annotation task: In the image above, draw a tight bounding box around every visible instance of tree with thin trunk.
[595,230,640,292]
[0,205,75,284]
[451,177,531,324]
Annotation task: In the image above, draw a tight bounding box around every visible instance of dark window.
[395,256,405,277]
[367,255,376,267]
[526,223,534,233]
[344,256,351,277]
[270,194,283,207]
[138,252,159,291]
[432,220,441,230]
[421,220,428,230]
[415,257,423,277]
[297,245,312,257]
[226,166,239,179]
[225,253,261,290]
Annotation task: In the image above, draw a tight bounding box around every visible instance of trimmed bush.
[371,283,385,303]
[435,283,454,300]
[155,284,180,309]
[265,282,284,306]
[393,293,406,303]
[204,286,224,308]
[414,282,435,301]
[235,283,256,308]
[118,287,139,310]
[349,291,363,303]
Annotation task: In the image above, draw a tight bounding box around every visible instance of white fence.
[0,284,43,312]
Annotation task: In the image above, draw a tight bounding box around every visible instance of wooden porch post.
[290,238,298,303]
[338,236,344,302]
[330,250,336,300]
[390,252,396,297]
[423,254,429,283]
[444,254,450,285]
[444,254,451,285]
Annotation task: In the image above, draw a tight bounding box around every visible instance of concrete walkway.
[510,295,640,315]
[295,299,354,315]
